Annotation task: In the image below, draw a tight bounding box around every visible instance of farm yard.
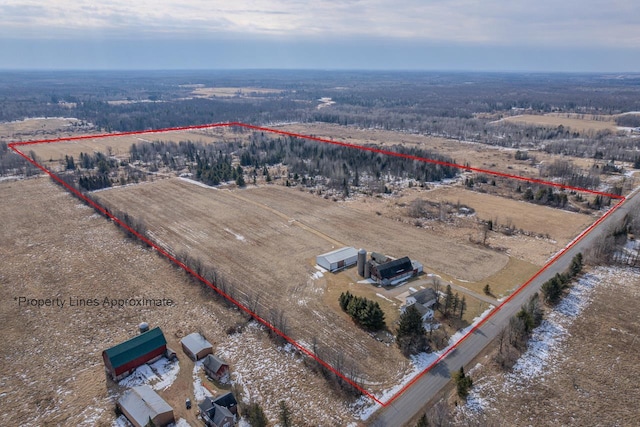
[4,118,629,426]
[93,178,507,385]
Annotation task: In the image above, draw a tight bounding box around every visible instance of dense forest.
[129,133,459,190]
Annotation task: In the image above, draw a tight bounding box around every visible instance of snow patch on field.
[179,176,220,190]
[506,273,597,384]
[217,321,355,425]
[376,293,395,303]
[461,267,635,418]
[224,227,246,242]
[117,357,179,391]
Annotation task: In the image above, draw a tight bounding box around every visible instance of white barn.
[316,247,358,272]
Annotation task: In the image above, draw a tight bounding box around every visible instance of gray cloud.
[0,0,638,49]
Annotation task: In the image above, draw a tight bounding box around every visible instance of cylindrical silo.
[364,260,371,279]
[357,248,367,276]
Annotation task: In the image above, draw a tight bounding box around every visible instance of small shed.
[316,247,358,272]
[103,327,167,381]
[181,332,213,361]
[117,385,175,427]
[203,354,230,382]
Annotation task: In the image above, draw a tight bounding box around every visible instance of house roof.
[203,354,228,374]
[213,392,237,409]
[104,327,166,369]
[198,393,238,424]
[212,404,234,425]
[412,288,437,306]
[118,385,172,426]
[317,247,358,264]
[376,257,413,280]
[181,332,212,356]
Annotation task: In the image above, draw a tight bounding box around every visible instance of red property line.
[8,122,627,408]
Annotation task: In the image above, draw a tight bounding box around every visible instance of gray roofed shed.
[181,332,213,361]
[117,385,174,427]
[316,247,358,272]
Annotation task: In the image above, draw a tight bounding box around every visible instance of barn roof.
[118,385,172,426]
[203,354,228,373]
[317,247,358,264]
[376,257,413,280]
[181,332,212,356]
[104,327,166,369]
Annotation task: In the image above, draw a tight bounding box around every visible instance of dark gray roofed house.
[402,288,438,325]
[117,385,175,427]
[203,354,230,383]
[411,288,437,307]
[199,392,238,427]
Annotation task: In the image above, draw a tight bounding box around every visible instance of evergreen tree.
[416,413,429,427]
[452,366,473,399]
[279,400,292,427]
[397,305,428,356]
[443,285,453,316]
[246,402,268,427]
[459,296,466,319]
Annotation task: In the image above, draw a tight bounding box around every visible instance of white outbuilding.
[316,247,359,272]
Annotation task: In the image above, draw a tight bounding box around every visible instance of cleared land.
[463,266,640,426]
[27,127,241,162]
[94,178,510,387]
[192,87,283,98]
[499,114,617,133]
[0,177,359,426]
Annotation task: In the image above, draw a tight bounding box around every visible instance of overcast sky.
[1,0,639,71]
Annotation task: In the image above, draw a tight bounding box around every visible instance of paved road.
[370,190,640,427]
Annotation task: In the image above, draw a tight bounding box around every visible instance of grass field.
[0,177,359,426]
[463,266,640,426]
[499,114,617,133]
[94,178,511,386]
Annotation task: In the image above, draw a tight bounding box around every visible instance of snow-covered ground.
[192,359,213,401]
[118,357,180,391]
[460,266,632,417]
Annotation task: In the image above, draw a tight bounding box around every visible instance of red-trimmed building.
[103,327,167,381]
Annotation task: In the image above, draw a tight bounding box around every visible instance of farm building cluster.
[102,324,236,427]
[316,246,423,286]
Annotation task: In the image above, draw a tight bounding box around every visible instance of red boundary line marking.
[8,122,628,408]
